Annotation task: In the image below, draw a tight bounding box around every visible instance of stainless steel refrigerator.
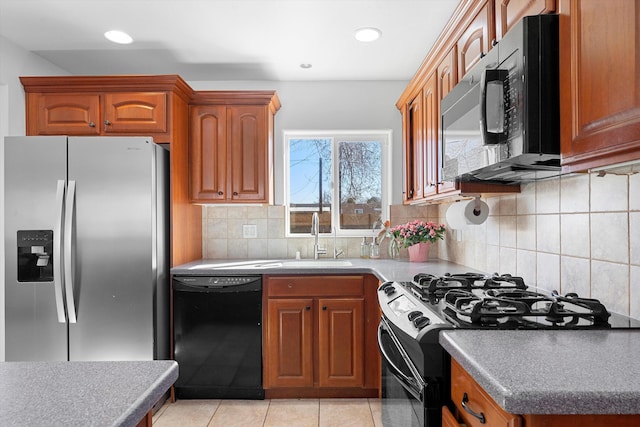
[4,136,169,361]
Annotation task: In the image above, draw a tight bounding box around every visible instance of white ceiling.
[0,0,461,82]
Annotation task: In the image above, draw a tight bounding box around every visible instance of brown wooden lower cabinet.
[448,358,640,426]
[263,274,380,398]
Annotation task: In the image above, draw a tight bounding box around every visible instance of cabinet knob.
[233,192,238,196]
[322,306,327,311]
[218,191,224,196]
[104,120,111,126]
[88,121,96,128]
[305,306,311,311]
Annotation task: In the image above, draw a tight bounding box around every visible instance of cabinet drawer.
[451,358,522,427]
[266,275,364,297]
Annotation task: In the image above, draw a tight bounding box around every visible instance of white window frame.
[283,129,392,237]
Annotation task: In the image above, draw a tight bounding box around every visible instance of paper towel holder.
[445,196,490,230]
[472,196,482,217]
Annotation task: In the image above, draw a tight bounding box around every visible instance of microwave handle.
[480,68,508,144]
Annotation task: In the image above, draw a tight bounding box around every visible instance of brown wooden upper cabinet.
[189,91,280,204]
[20,75,192,144]
[559,0,640,172]
[403,90,425,203]
[436,48,459,196]
[457,1,493,79]
[495,0,557,41]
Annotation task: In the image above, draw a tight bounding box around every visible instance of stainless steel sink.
[188,259,353,270]
[279,260,353,267]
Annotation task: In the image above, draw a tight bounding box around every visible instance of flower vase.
[407,242,430,262]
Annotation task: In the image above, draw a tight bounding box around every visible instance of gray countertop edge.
[170,258,477,283]
[116,361,179,426]
[0,360,179,427]
[440,330,640,415]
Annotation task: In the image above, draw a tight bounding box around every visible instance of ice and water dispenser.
[17,230,54,282]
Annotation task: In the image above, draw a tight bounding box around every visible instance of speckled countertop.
[170,257,476,282]
[0,360,178,427]
[440,330,640,415]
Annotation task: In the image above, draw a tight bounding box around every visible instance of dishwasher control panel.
[173,275,262,289]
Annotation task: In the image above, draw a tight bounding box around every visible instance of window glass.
[338,140,382,230]
[288,138,332,233]
[285,131,389,236]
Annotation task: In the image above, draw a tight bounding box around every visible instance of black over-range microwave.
[441,14,560,183]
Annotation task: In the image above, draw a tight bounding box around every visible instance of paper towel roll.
[445,199,489,229]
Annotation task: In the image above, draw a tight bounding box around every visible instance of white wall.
[0,35,69,360]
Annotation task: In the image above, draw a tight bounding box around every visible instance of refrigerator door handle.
[53,180,67,323]
[64,180,78,323]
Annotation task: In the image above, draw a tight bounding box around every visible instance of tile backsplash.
[439,172,640,320]
[202,172,640,319]
[202,204,442,261]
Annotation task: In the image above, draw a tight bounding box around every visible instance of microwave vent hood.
[441,14,560,185]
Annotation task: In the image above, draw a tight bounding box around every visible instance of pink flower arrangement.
[390,220,446,247]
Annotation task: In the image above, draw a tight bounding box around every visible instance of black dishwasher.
[172,275,264,399]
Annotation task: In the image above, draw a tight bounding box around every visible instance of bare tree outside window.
[287,133,386,235]
[339,141,382,230]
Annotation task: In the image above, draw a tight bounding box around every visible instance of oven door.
[378,316,427,427]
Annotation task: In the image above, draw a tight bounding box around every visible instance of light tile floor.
[153,398,383,427]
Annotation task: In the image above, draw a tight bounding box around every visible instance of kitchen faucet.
[333,227,344,259]
[311,212,327,259]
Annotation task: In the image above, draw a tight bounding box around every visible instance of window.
[284,130,391,236]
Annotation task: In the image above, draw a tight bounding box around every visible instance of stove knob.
[378,282,393,292]
[407,311,423,321]
[413,316,431,330]
[384,286,396,296]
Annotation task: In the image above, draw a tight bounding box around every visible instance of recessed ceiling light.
[355,27,381,42]
[104,30,133,45]
[300,63,312,69]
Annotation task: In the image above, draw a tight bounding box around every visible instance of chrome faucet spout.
[311,212,327,259]
[333,227,343,258]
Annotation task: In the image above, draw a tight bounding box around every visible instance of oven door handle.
[377,321,425,401]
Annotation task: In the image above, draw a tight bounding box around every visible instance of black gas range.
[377,272,640,427]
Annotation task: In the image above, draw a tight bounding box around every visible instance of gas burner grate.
[411,272,527,296]
[443,289,612,328]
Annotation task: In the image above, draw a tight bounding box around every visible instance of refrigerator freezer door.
[67,137,157,361]
[4,136,69,361]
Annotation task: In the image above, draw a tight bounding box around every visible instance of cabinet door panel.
[423,74,438,198]
[457,2,492,79]
[442,405,462,427]
[189,105,227,201]
[265,299,314,388]
[229,106,267,201]
[436,49,459,196]
[318,298,364,388]
[405,92,425,202]
[495,0,556,41]
[33,94,100,135]
[103,92,167,134]
[560,0,640,171]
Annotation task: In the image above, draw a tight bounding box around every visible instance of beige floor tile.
[153,399,221,427]
[319,398,376,427]
[208,399,270,427]
[368,398,383,427]
[264,399,319,427]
